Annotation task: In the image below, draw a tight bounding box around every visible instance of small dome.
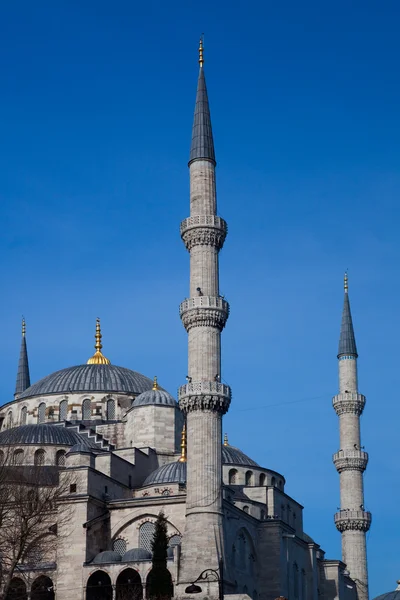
[373,582,400,600]
[133,388,177,408]
[0,425,98,448]
[66,443,94,455]
[222,444,259,467]
[144,461,187,486]
[17,364,155,400]
[122,548,152,562]
[92,551,122,564]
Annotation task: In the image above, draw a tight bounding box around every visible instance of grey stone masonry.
[177,60,230,593]
[333,281,370,600]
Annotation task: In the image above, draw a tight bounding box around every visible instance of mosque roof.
[17,364,154,400]
[373,582,400,600]
[91,551,122,564]
[132,378,177,407]
[122,548,152,562]
[0,424,98,448]
[222,444,259,466]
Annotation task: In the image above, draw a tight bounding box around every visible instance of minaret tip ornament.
[152,376,158,391]
[344,271,348,292]
[22,317,26,337]
[87,318,111,365]
[223,433,228,446]
[199,35,204,67]
[179,423,187,462]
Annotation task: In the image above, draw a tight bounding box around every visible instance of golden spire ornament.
[87,318,111,365]
[199,35,204,67]
[344,271,348,292]
[152,376,159,391]
[223,433,229,446]
[179,423,187,462]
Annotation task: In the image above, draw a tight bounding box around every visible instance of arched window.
[5,578,27,600]
[34,449,45,466]
[139,521,155,552]
[20,406,27,425]
[301,569,307,600]
[38,403,46,424]
[243,586,248,595]
[59,399,67,421]
[245,470,253,486]
[31,576,54,600]
[7,411,13,428]
[113,538,127,555]
[243,505,249,514]
[82,399,91,420]
[232,544,236,566]
[293,563,299,598]
[228,469,238,484]
[106,399,116,420]
[260,509,266,520]
[271,476,276,487]
[13,449,24,465]
[86,571,112,600]
[259,473,266,486]
[168,534,181,547]
[116,568,143,600]
[56,450,66,467]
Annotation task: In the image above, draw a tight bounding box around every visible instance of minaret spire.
[15,317,31,397]
[87,318,111,365]
[177,39,230,592]
[333,274,371,600]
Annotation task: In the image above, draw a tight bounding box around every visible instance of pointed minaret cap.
[338,272,358,358]
[189,36,216,166]
[179,423,187,462]
[87,318,111,365]
[15,317,31,396]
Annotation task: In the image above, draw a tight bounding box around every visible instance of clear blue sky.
[0,1,399,596]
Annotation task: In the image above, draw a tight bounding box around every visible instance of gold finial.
[199,35,204,67]
[22,317,26,337]
[223,433,229,446]
[152,376,159,391]
[87,318,111,365]
[179,423,187,462]
[344,271,348,292]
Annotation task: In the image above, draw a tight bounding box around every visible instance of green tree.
[147,511,173,600]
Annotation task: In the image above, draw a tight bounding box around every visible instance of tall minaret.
[333,274,371,600]
[15,318,31,398]
[178,39,231,587]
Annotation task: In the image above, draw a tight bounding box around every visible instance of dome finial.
[152,376,158,391]
[223,432,229,446]
[396,581,400,591]
[22,316,26,337]
[344,271,348,292]
[87,318,111,365]
[199,34,204,67]
[179,422,187,462]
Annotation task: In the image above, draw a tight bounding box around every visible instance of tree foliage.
[147,511,173,600]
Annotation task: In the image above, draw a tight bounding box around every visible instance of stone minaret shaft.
[333,275,371,600]
[15,318,31,398]
[178,40,230,584]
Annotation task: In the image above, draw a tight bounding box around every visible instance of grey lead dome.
[17,364,155,400]
[133,388,177,407]
[0,424,98,448]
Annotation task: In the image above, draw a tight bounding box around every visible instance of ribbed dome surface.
[66,443,94,455]
[144,461,187,485]
[222,445,259,466]
[133,388,177,407]
[122,548,152,562]
[92,551,122,564]
[0,425,98,448]
[18,364,154,399]
[373,583,400,600]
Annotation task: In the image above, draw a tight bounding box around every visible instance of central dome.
[17,364,155,400]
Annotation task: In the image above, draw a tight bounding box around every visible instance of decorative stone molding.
[180,215,227,251]
[333,449,369,473]
[178,381,231,414]
[334,510,371,532]
[332,392,366,416]
[180,296,229,331]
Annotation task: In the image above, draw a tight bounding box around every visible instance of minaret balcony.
[334,510,372,532]
[332,392,366,416]
[180,296,229,332]
[178,381,231,414]
[180,215,227,251]
[333,449,369,472]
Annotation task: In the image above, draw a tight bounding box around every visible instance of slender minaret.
[178,39,231,588]
[15,318,31,398]
[333,274,371,600]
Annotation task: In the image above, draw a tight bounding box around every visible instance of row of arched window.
[228,469,283,488]
[5,575,54,600]
[0,448,66,467]
[86,568,172,600]
[292,563,307,600]
[4,398,117,428]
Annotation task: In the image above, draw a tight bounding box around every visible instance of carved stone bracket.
[180,215,227,251]
[334,510,371,532]
[333,449,369,473]
[333,393,366,416]
[178,381,231,415]
[180,296,229,332]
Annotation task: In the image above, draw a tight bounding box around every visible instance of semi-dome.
[373,582,400,600]
[122,548,152,562]
[92,551,122,564]
[133,378,177,407]
[0,424,98,448]
[144,460,187,486]
[17,364,155,400]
